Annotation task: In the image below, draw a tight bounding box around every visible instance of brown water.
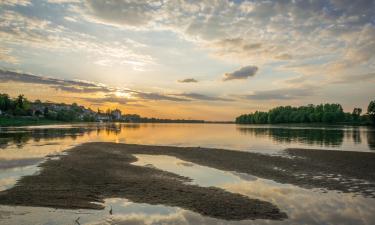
[0,123,374,224]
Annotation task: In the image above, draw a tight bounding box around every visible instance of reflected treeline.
[237,126,375,150]
[0,123,141,149]
[368,131,375,151]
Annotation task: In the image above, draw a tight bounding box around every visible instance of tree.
[352,108,362,122]
[0,93,11,112]
[236,103,353,124]
[44,107,49,116]
[13,95,30,116]
[368,100,375,124]
[15,95,25,109]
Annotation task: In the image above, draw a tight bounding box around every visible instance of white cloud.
[0,46,19,64]
[0,10,154,70]
[0,0,31,6]
[76,0,374,71]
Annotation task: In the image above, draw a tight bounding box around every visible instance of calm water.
[0,123,374,225]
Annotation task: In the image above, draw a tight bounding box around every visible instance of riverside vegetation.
[236,101,375,125]
[0,93,203,126]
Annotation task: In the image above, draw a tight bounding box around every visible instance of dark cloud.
[81,96,131,105]
[240,88,314,100]
[0,70,113,93]
[176,93,233,102]
[54,85,112,93]
[79,95,146,107]
[243,43,262,51]
[177,78,198,83]
[84,0,158,27]
[0,70,223,103]
[223,66,258,81]
[131,91,190,102]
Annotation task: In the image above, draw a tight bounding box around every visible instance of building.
[111,109,122,120]
[96,114,111,122]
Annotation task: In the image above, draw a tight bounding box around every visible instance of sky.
[0,0,374,120]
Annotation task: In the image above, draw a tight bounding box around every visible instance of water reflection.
[0,123,140,149]
[237,126,345,147]
[129,154,375,225]
[368,130,375,150]
[0,123,374,153]
[2,154,373,225]
[0,155,375,225]
[237,125,375,150]
[352,127,361,144]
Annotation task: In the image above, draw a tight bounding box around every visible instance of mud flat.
[0,143,287,221]
[0,142,374,220]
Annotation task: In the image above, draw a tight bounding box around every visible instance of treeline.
[139,118,204,123]
[236,101,375,125]
[0,93,206,124]
[0,94,32,116]
[0,93,96,122]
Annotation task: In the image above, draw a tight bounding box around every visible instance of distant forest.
[236,101,375,125]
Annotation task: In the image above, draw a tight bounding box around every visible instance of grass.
[0,117,67,127]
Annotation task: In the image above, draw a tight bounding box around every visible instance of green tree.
[0,93,11,112]
[368,100,375,124]
[352,108,362,122]
[236,103,352,124]
[13,95,30,116]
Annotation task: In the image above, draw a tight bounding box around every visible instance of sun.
[114,91,132,98]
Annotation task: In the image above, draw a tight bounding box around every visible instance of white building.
[111,109,122,120]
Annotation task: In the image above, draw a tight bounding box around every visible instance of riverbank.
[0,117,68,127]
[0,143,374,220]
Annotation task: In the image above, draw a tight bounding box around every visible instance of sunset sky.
[0,0,374,120]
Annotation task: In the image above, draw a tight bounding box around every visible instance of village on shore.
[0,93,204,124]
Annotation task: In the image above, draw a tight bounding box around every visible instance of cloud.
[131,91,190,102]
[177,78,198,83]
[0,46,18,64]
[83,0,161,27]
[274,53,293,60]
[0,0,31,6]
[240,87,315,101]
[329,72,375,84]
[210,38,263,57]
[81,96,132,105]
[175,93,233,102]
[0,70,237,104]
[0,69,113,93]
[76,0,375,71]
[47,0,80,3]
[0,10,154,70]
[53,85,113,93]
[0,70,194,102]
[223,66,258,81]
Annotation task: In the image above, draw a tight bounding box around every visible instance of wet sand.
[0,142,374,220]
[0,143,287,221]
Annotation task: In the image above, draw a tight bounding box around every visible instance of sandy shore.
[0,142,374,220]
